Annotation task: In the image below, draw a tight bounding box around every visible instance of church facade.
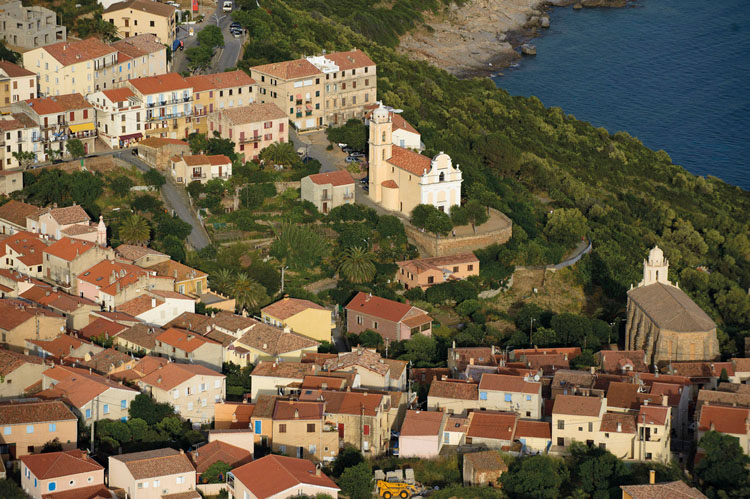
[368,105,462,215]
[625,246,719,366]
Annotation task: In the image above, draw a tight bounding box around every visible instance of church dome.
[372,107,389,122]
[648,246,664,265]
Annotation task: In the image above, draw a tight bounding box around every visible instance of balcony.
[191,173,207,180]
[320,194,332,201]
[343,192,354,199]
[296,112,303,118]
[238,135,261,144]
[211,173,230,179]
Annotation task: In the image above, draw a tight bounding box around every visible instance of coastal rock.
[581,0,628,7]
[521,43,537,55]
[573,3,583,9]
[540,16,550,28]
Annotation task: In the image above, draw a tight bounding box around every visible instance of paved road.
[289,129,351,173]
[114,151,212,250]
[173,3,244,74]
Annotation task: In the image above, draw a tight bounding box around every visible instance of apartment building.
[77,259,174,310]
[88,87,143,148]
[478,373,543,419]
[427,380,480,415]
[0,299,66,351]
[315,390,391,456]
[229,323,319,366]
[345,291,432,342]
[249,59,324,131]
[0,0,65,50]
[396,253,480,290]
[465,411,518,450]
[43,238,114,295]
[250,361,317,401]
[310,49,377,125]
[19,285,99,330]
[0,60,37,111]
[261,296,333,343]
[552,395,607,449]
[0,113,41,171]
[208,103,288,161]
[112,34,169,80]
[127,73,192,140]
[0,231,46,278]
[20,449,105,499]
[170,154,232,185]
[398,410,449,458]
[186,70,255,133]
[134,137,190,170]
[0,348,47,398]
[323,348,407,391]
[12,93,96,159]
[301,170,355,214]
[0,400,77,458]
[149,259,208,297]
[698,404,750,456]
[271,400,338,462]
[118,291,195,327]
[108,448,197,499]
[104,0,178,45]
[138,363,226,423]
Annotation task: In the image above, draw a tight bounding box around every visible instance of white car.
[222,1,232,12]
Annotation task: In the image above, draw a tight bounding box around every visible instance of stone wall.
[274,181,301,193]
[405,209,512,257]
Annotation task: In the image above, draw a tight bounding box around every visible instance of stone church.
[368,105,462,215]
[625,246,719,366]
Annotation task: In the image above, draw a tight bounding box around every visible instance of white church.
[367,105,462,215]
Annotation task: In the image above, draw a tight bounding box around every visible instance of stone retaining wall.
[274,181,301,193]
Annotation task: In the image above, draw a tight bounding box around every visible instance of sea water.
[494,0,750,190]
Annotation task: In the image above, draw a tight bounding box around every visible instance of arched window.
[381,131,386,142]
[439,172,445,182]
[382,150,385,160]
[655,270,659,281]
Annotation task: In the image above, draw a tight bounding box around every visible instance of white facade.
[87,90,143,148]
[135,295,195,327]
[1,116,42,170]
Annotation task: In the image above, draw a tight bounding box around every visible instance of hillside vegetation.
[232,0,750,355]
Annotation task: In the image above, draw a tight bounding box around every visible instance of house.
[477,373,543,419]
[110,355,168,383]
[552,395,606,449]
[165,310,258,340]
[104,0,178,45]
[395,253,479,290]
[207,428,255,454]
[447,346,499,375]
[26,334,101,361]
[111,33,169,85]
[635,405,671,462]
[79,348,136,376]
[731,357,750,383]
[114,324,164,355]
[12,93,97,159]
[33,206,106,245]
[366,107,422,151]
[186,70,256,134]
[301,170,355,215]
[0,61,37,111]
[20,449,104,499]
[115,245,169,267]
[20,285,99,330]
[43,238,114,295]
[170,154,232,185]
[0,0,66,50]
[261,296,333,343]
[0,400,77,458]
[0,231,47,278]
[345,291,432,341]
[87,87,144,148]
[667,361,736,390]
[620,473,707,498]
[229,322,319,366]
[228,454,340,499]
[38,364,139,422]
[118,291,195,327]
[271,399,337,462]
[398,410,448,458]
[214,402,255,430]
[597,350,648,374]
[190,440,251,482]
[0,113,40,172]
[249,361,317,401]
[0,201,41,235]
[466,411,518,450]
[207,103,288,161]
[125,73,192,140]
[697,405,750,455]
[427,380,479,415]
[0,299,67,351]
[135,137,191,170]
[323,348,407,391]
[77,259,174,310]
[153,327,223,370]
[248,394,276,446]
[108,448,197,499]
[550,369,597,400]
[0,348,47,397]
[514,420,552,454]
[368,104,461,214]
[463,450,508,487]
[138,363,225,423]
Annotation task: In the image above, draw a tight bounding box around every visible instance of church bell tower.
[368,105,392,203]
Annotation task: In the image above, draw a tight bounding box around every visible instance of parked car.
[231,29,242,38]
[342,147,353,155]
[345,156,360,163]
[222,1,233,12]
[349,151,365,158]
[230,22,242,29]
[360,176,369,184]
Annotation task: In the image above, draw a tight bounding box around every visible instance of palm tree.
[259,142,298,168]
[119,214,150,246]
[210,268,234,295]
[338,246,376,284]
[231,272,268,313]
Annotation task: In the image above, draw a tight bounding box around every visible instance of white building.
[87,87,143,148]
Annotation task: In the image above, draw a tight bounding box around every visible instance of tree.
[405,333,437,365]
[202,460,232,483]
[325,119,367,151]
[571,350,597,370]
[12,150,35,170]
[331,446,364,477]
[259,142,298,168]
[425,209,453,236]
[129,393,175,425]
[65,139,85,159]
[338,462,372,499]
[197,24,224,48]
[338,246,376,283]
[376,215,406,242]
[41,438,63,453]
[231,272,269,312]
[110,175,134,197]
[450,205,469,226]
[0,40,20,63]
[160,234,186,262]
[74,16,119,41]
[155,214,192,241]
[464,199,489,232]
[210,268,235,295]
[568,442,629,498]
[550,313,591,347]
[45,148,61,163]
[270,222,328,270]
[126,418,149,440]
[119,214,150,245]
[500,455,569,499]
[695,431,750,497]
[357,329,383,348]
[531,326,557,347]
[411,204,437,229]
[144,169,166,188]
[544,208,588,246]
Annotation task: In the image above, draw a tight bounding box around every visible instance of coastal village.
[0,0,747,498]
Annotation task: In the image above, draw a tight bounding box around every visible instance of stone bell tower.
[638,245,672,287]
[368,105,392,204]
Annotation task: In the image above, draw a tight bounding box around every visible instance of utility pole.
[280,265,286,293]
[90,394,99,454]
[360,403,365,452]
[529,318,535,346]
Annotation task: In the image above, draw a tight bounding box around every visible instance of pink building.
[398,410,448,458]
[208,102,287,161]
[345,291,432,342]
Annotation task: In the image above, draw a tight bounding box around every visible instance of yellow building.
[126,73,192,140]
[0,61,37,112]
[104,0,178,46]
[311,49,377,125]
[149,259,208,297]
[186,70,256,134]
[226,322,319,366]
[261,296,333,343]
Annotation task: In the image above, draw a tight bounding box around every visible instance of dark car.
[349,151,365,158]
[360,176,369,185]
[230,22,241,29]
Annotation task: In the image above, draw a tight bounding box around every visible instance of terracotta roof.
[231,455,339,497]
[400,410,444,437]
[101,87,136,103]
[324,348,391,376]
[391,113,418,135]
[0,400,76,424]
[44,237,97,262]
[115,244,168,262]
[262,297,327,321]
[159,492,201,499]
[397,253,478,275]
[41,484,111,499]
[21,450,103,480]
[214,402,254,427]
[273,399,323,420]
[402,314,432,328]
[513,346,582,359]
[551,369,594,389]
[156,327,218,352]
[0,348,45,376]
[80,348,133,374]
[307,170,354,187]
[137,137,188,148]
[318,390,384,416]
[110,448,194,480]
[553,395,602,417]
[0,200,41,227]
[218,102,287,124]
[639,405,669,426]
[479,373,540,394]
[324,49,375,70]
[346,292,427,323]
[186,70,255,92]
[606,382,639,410]
[515,420,551,439]
[669,361,735,378]
[0,60,35,77]
[383,358,408,380]
[139,362,223,391]
[238,323,318,356]
[698,405,750,435]
[111,34,165,58]
[191,440,251,474]
[300,375,347,391]
[599,412,636,433]
[165,311,258,335]
[599,350,648,373]
[628,283,716,332]
[118,294,164,317]
[463,450,508,473]
[79,318,127,341]
[649,382,685,406]
[732,357,750,372]
[114,323,162,350]
[620,481,707,498]
[28,335,88,358]
[251,59,321,80]
[41,38,116,67]
[387,145,431,176]
[251,361,316,379]
[468,412,517,441]
[0,231,46,266]
[78,260,153,296]
[428,380,478,400]
[176,154,232,167]
[20,285,97,312]
[381,180,398,189]
[60,225,96,236]
[253,394,278,418]
[25,93,91,115]
[41,364,137,407]
[104,0,176,17]
[131,355,169,376]
[128,73,190,96]
[0,299,62,331]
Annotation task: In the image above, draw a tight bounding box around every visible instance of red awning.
[306,104,312,111]
[296,94,302,99]
[120,133,143,141]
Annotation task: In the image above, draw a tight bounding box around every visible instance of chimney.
[649,470,655,485]
[315,466,321,476]
[179,449,184,454]
[469,358,474,366]
[661,395,668,406]
[616,422,622,433]
[644,399,649,406]
[151,298,156,308]
[590,366,595,375]
[294,408,299,418]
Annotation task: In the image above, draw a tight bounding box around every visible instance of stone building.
[0,0,65,50]
[625,247,719,366]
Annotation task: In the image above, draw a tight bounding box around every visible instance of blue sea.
[493,0,750,190]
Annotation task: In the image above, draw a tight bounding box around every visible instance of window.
[588,422,593,432]
[427,276,434,284]
[279,424,287,433]
[479,391,487,401]
[26,425,34,433]
[187,402,193,411]
[309,444,316,455]
[215,379,221,388]
[200,383,206,392]
[526,411,531,417]
[255,420,262,434]
[373,321,378,329]
[599,443,607,450]
[557,420,564,430]
[150,20,155,27]
[356,316,363,325]
[364,424,370,436]
[103,404,109,415]
[526,395,532,401]
[468,264,474,271]
[176,476,185,485]
[279,445,286,453]
[557,437,565,446]
[646,452,652,459]
[137,482,143,489]
[49,423,56,432]
[121,400,127,410]
[307,423,315,433]
[444,432,449,443]
[3,427,10,435]
[48,482,56,491]
[153,479,160,487]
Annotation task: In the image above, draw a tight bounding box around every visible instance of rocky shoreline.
[397,0,630,77]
